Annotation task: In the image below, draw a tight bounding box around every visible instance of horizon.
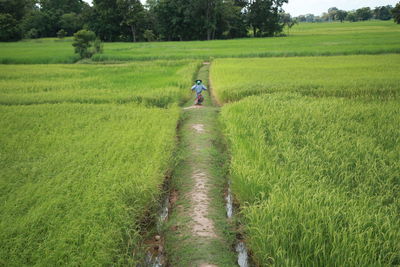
[83,0,398,17]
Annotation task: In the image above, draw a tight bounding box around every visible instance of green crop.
[0,21,399,64]
[212,54,400,103]
[0,60,199,107]
[0,103,181,265]
[220,94,400,266]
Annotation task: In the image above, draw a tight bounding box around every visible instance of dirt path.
[164,63,236,266]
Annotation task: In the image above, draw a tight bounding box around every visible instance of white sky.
[82,0,398,16]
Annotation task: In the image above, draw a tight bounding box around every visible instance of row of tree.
[0,0,292,42]
[1,1,399,42]
[297,5,399,23]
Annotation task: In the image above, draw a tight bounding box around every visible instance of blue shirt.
[192,84,207,94]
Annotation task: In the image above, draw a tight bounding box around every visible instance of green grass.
[220,94,400,266]
[0,60,199,107]
[211,54,400,103]
[0,21,399,64]
[0,38,78,64]
[0,103,181,266]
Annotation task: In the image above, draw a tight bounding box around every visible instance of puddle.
[143,189,170,266]
[225,182,233,218]
[236,241,249,267]
[145,252,163,267]
[226,180,250,267]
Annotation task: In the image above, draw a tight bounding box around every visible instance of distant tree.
[356,7,373,21]
[72,29,102,59]
[297,15,306,22]
[336,10,348,22]
[143,29,156,41]
[60,13,82,36]
[281,13,297,35]
[327,7,338,21]
[25,28,39,39]
[391,3,400,23]
[305,13,315,22]
[117,0,146,42]
[373,6,393,20]
[248,0,288,37]
[0,13,21,41]
[57,29,67,39]
[346,11,357,22]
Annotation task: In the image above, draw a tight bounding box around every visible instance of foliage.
[0,13,21,41]
[57,29,67,39]
[72,29,100,59]
[248,0,288,37]
[211,55,400,103]
[356,7,373,21]
[143,29,156,42]
[25,28,39,39]
[393,2,400,24]
[220,94,400,265]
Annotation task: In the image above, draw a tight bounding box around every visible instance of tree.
[373,6,393,20]
[346,11,357,22]
[327,7,338,21]
[248,0,288,37]
[281,13,297,35]
[117,0,146,42]
[72,29,102,58]
[60,13,82,36]
[393,2,400,24]
[57,29,66,38]
[336,10,348,22]
[143,29,156,41]
[0,13,21,41]
[356,7,372,21]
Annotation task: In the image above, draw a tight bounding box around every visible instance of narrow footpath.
[164,63,236,266]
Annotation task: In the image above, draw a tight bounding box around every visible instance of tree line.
[0,0,291,42]
[1,0,399,42]
[296,4,400,23]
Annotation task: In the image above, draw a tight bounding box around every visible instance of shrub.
[57,29,67,39]
[72,30,102,59]
[25,28,39,39]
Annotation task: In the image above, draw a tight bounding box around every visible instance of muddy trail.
[157,63,239,266]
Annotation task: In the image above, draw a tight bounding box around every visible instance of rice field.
[0,60,198,107]
[0,60,197,265]
[211,54,400,103]
[220,94,400,265]
[0,21,399,64]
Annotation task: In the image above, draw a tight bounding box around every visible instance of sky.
[82,0,398,16]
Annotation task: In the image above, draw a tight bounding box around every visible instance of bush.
[25,28,39,39]
[57,29,67,39]
[72,30,102,59]
[143,29,156,42]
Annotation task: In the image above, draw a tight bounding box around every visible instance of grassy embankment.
[212,55,400,265]
[0,21,399,64]
[0,61,199,266]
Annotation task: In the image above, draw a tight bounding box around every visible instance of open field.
[211,54,400,103]
[0,60,198,107]
[220,94,400,265]
[0,21,399,64]
[0,104,180,265]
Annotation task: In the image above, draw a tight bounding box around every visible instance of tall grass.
[0,21,399,64]
[0,60,199,107]
[220,94,400,266]
[0,103,181,265]
[211,54,400,103]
